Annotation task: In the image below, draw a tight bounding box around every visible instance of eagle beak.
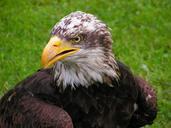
[41,36,80,68]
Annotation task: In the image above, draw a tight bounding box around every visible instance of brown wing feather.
[0,69,73,128]
[0,93,73,128]
[128,76,157,128]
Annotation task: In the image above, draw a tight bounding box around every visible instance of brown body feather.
[0,61,157,128]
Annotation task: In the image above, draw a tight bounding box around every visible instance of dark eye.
[72,35,82,43]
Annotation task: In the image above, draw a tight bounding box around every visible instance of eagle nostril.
[53,44,59,47]
[53,41,61,47]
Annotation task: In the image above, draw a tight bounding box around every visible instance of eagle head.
[41,11,119,89]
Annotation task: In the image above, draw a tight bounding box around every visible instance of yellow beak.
[41,36,80,68]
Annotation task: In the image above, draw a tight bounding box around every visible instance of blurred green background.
[0,0,171,127]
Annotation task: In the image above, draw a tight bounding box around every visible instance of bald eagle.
[0,11,157,128]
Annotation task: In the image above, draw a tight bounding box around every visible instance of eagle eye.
[71,35,83,43]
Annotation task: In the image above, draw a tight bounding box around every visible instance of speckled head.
[51,11,112,49]
[52,11,106,36]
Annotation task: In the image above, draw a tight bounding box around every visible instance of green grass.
[0,0,171,127]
